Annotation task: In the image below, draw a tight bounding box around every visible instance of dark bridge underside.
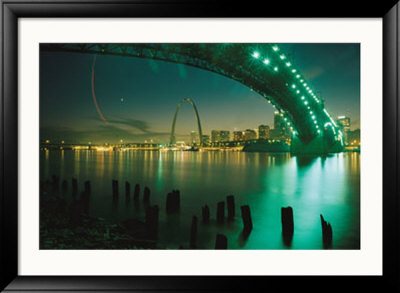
[41,43,343,150]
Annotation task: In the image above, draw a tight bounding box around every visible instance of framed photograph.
[1,0,399,291]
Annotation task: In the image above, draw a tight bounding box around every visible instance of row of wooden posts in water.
[47,175,333,249]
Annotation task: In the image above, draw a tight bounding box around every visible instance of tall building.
[336,116,351,145]
[258,125,270,139]
[272,111,290,139]
[244,129,257,140]
[220,130,230,142]
[190,130,198,145]
[201,134,210,146]
[211,130,230,143]
[348,129,360,146]
[233,131,245,141]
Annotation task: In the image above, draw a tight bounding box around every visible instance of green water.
[40,150,360,249]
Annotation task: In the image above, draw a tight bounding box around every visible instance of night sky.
[40,43,360,144]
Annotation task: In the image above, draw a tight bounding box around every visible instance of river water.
[40,150,360,249]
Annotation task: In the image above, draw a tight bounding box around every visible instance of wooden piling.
[112,180,119,200]
[281,206,294,233]
[281,206,294,246]
[320,214,333,248]
[61,180,68,195]
[125,181,130,202]
[134,183,140,203]
[241,205,253,235]
[143,186,150,204]
[217,201,225,223]
[72,178,78,197]
[215,234,228,249]
[202,205,210,224]
[190,216,198,249]
[166,190,180,213]
[84,180,91,195]
[226,195,235,220]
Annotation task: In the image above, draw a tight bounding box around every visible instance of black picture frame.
[1,0,399,291]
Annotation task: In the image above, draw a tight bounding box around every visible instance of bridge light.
[286,62,291,67]
[292,84,296,89]
[274,67,279,72]
[300,79,304,83]
[296,90,300,94]
[252,51,260,58]
[317,130,321,134]
[280,55,286,60]
[272,46,279,51]
[301,96,305,100]
[304,83,307,87]
[292,69,297,73]
[304,101,308,105]
[307,106,311,109]
[314,121,317,124]
[316,125,319,128]
[310,111,313,114]
[296,74,300,78]
[263,59,270,65]
[312,115,316,120]
[306,87,310,90]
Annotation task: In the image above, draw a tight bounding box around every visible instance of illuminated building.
[348,129,360,146]
[272,111,290,139]
[336,116,351,145]
[258,125,270,139]
[233,131,245,141]
[211,130,230,143]
[244,129,257,140]
[201,134,210,146]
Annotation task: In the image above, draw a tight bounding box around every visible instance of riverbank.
[40,180,163,249]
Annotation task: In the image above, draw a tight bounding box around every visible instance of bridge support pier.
[290,134,343,155]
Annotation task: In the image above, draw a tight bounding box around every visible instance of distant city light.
[252,51,260,58]
[274,67,278,71]
[263,59,270,65]
[280,55,286,60]
[272,46,279,51]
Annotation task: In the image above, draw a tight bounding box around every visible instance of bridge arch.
[170,98,203,146]
[42,43,344,154]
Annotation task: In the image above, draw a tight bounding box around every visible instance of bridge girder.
[41,43,344,150]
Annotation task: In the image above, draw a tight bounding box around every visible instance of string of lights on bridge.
[251,44,343,143]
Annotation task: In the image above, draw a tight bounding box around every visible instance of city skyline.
[40,43,360,144]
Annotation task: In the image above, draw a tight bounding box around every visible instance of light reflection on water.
[41,150,360,249]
